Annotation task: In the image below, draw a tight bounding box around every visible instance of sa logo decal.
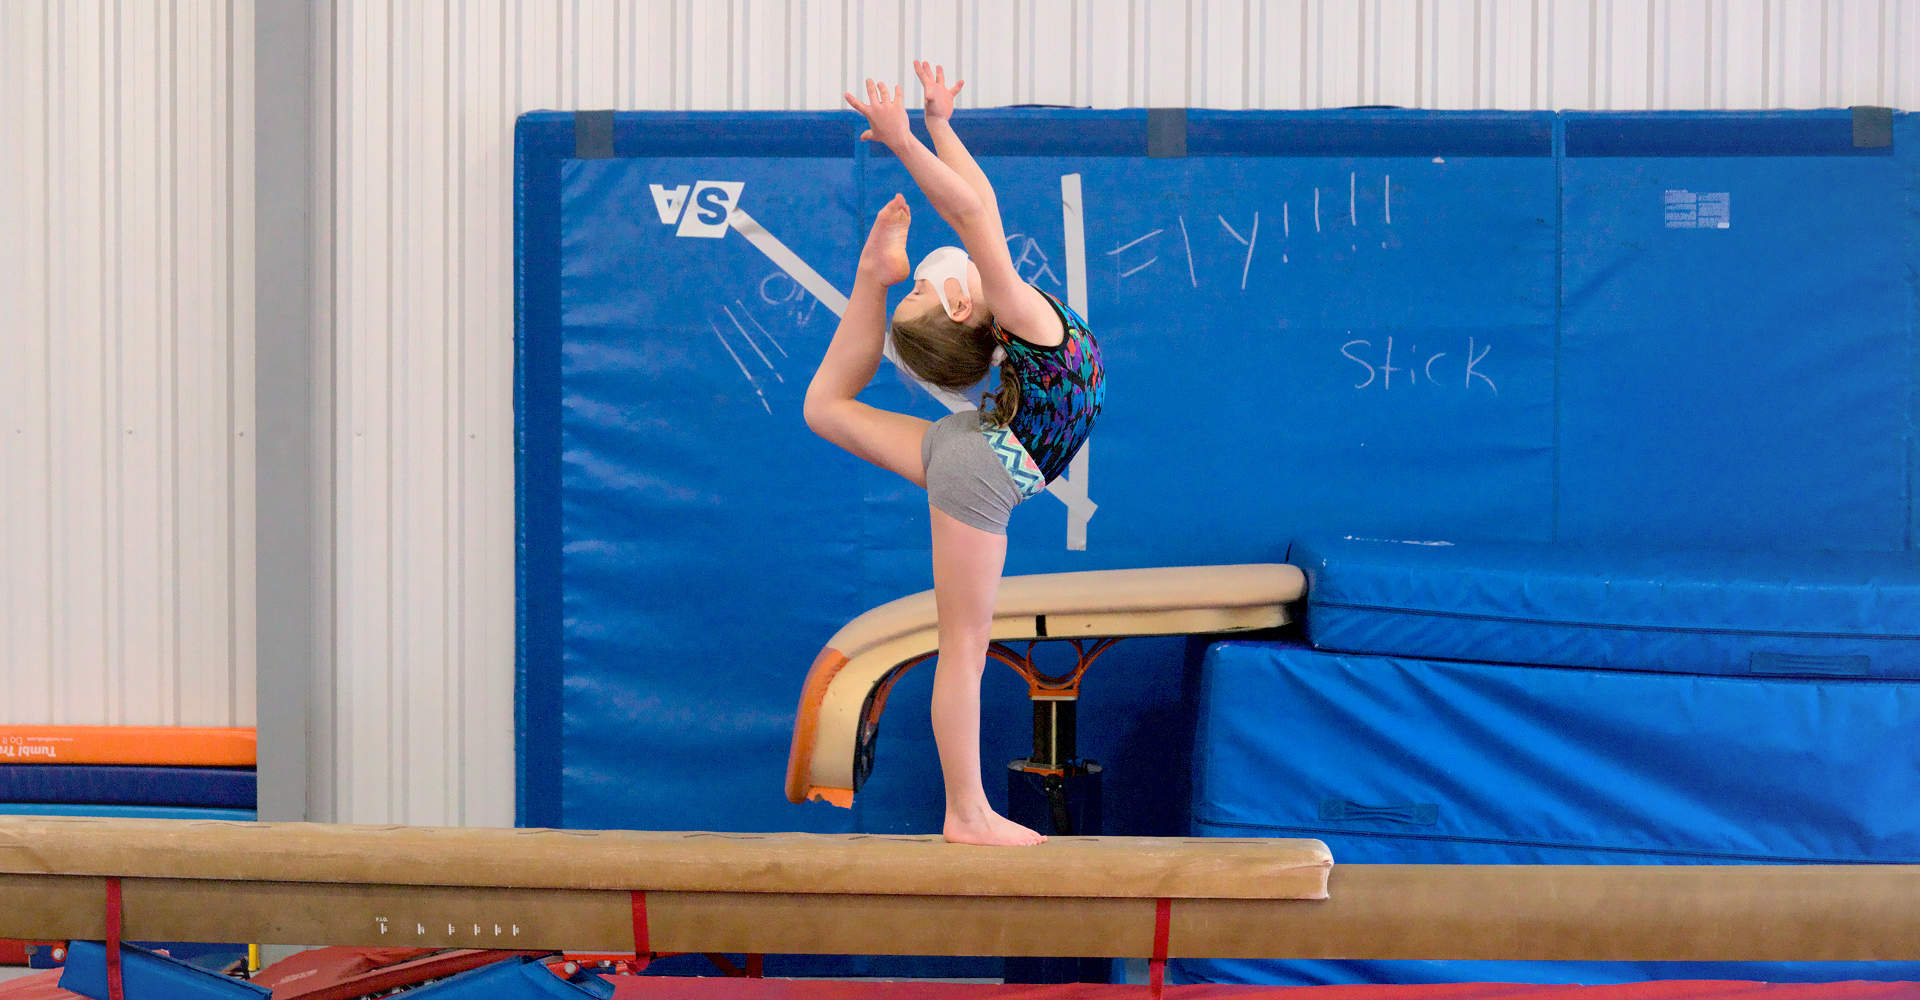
[650,181,745,239]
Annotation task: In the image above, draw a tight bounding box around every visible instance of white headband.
[913,246,972,321]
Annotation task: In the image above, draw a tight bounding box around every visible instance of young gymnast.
[803,62,1105,847]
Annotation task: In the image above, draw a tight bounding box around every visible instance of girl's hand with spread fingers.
[914,61,964,123]
[844,78,912,148]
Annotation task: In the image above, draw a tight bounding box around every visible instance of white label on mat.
[1665,189,1731,229]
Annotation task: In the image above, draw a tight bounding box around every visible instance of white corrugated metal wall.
[0,1,255,729]
[4,2,1914,827]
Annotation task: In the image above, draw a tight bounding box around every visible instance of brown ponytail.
[890,308,1020,425]
[978,369,1022,428]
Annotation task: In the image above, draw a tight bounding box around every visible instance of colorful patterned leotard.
[979,287,1104,497]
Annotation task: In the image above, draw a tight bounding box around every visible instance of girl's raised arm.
[913,62,996,215]
[844,80,981,233]
[845,73,1061,347]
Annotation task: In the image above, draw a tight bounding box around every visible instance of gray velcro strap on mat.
[1148,108,1187,158]
[575,110,615,159]
[1852,106,1893,149]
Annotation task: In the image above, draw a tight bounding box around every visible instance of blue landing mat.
[0,804,254,821]
[1289,537,1920,678]
[0,766,255,808]
[58,942,266,1000]
[1178,638,1920,986]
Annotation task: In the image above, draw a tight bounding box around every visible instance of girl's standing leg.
[928,504,1047,846]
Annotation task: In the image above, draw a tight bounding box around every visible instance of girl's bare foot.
[943,805,1047,846]
[858,193,912,285]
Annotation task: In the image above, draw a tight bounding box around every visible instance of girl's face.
[893,278,947,325]
[892,261,983,327]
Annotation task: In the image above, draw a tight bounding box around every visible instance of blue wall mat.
[0,804,255,820]
[515,107,1916,847]
[1557,112,1916,547]
[519,108,1569,838]
[0,766,256,808]
[1176,639,1920,985]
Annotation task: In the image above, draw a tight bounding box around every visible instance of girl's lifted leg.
[928,504,1047,846]
[802,194,930,486]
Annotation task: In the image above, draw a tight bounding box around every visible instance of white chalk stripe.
[1106,228,1162,255]
[1056,173,1096,549]
[734,300,788,358]
[710,320,773,414]
[1060,174,1089,319]
[728,208,849,317]
[721,304,782,380]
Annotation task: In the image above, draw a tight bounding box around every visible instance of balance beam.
[4,819,1919,961]
[787,564,1305,806]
